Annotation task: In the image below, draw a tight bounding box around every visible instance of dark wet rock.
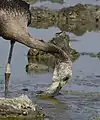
[97,52,100,59]
[26,32,79,74]
[30,4,100,35]
[90,116,100,120]
[0,95,46,118]
[80,52,97,57]
[40,0,64,4]
[26,32,79,97]
[79,52,100,59]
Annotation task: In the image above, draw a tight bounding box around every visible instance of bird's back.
[0,0,31,25]
[0,0,31,40]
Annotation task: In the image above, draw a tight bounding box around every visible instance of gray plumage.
[0,0,30,40]
[0,0,71,97]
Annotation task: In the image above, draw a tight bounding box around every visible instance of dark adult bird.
[0,0,69,95]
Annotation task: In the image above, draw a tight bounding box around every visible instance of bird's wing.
[0,0,31,26]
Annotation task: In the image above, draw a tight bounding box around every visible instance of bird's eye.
[63,76,69,81]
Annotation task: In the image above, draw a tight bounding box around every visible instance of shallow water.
[32,0,100,9]
[0,0,100,120]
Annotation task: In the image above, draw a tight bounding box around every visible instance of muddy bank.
[30,4,100,35]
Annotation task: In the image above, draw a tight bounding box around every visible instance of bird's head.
[53,61,72,88]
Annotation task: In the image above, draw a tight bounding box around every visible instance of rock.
[30,4,100,35]
[26,32,77,97]
[0,95,46,118]
[26,32,79,74]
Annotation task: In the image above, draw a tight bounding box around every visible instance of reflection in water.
[30,4,100,36]
[5,73,10,97]
[38,96,65,106]
[37,96,69,120]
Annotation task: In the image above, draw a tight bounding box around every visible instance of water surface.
[0,0,100,120]
[32,0,100,9]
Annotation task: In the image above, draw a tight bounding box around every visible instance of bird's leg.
[5,41,15,96]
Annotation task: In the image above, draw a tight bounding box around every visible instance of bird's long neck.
[15,33,70,61]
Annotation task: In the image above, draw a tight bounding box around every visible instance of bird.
[0,0,69,96]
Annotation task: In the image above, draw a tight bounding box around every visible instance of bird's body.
[0,0,71,96]
[0,0,30,41]
[0,0,69,59]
